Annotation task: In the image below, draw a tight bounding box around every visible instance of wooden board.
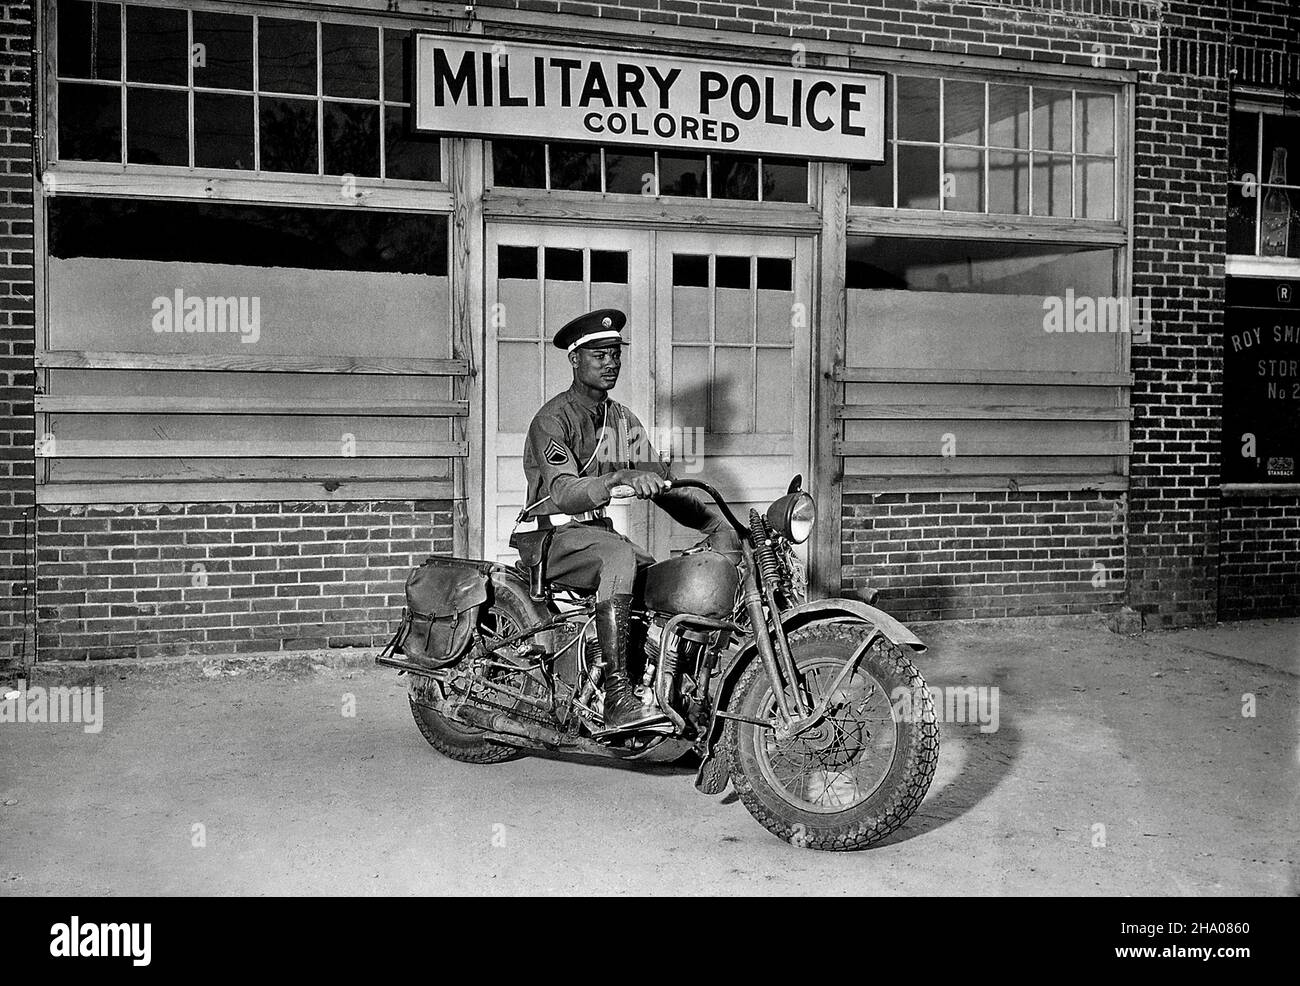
[38,351,468,375]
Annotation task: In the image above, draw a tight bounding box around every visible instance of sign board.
[1223,276,1300,484]
[413,34,885,162]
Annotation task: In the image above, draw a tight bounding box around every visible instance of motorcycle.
[377,476,938,850]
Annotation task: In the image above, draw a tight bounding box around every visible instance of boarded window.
[840,236,1131,491]
[40,197,461,500]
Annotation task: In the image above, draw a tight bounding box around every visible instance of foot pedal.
[594,710,670,737]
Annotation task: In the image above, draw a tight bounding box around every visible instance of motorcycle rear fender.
[695,599,926,786]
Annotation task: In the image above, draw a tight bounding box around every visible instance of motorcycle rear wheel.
[408,575,547,765]
[724,623,938,850]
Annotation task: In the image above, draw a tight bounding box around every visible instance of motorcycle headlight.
[766,491,816,545]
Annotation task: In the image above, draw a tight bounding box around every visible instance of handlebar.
[608,477,749,537]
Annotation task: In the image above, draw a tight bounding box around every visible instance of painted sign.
[413,34,885,162]
[1223,276,1300,484]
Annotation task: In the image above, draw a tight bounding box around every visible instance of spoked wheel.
[408,575,548,765]
[724,623,939,850]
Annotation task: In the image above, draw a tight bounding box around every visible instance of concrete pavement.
[1,617,1295,895]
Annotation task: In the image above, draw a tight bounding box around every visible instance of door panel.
[653,232,813,560]
[483,225,652,565]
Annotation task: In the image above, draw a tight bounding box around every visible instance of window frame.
[1226,95,1300,276]
[840,61,1134,496]
[36,0,463,505]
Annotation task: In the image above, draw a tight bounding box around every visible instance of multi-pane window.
[850,75,1117,220]
[54,0,441,180]
[1228,107,1300,258]
[491,139,809,202]
[669,253,795,435]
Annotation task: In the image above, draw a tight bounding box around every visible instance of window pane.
[711,348,754,432]
[324,102,380,177]
[944,80,984,144]
[258,17,316,95]
[126,87,187,165]
[193,11,253,91]
[549,142,601,191]
[762,160,807,202]
[1032,153,1071,216]
[988,150,1029,215]
[605,150,655,194]
[544,248,583,281]
[1261,182,1296,257]
[757,257,792,291]
[1262,114,1300,186]
[58,82,121,161]
[897,144,940,209]
[383,29,411,103]
[125,4,186,86]
[58,0,121,81]
[672,254,709,287]
[591,251,628,283]
[322,22,378,100]
[712,154,759,200]
[1229,110,1258,185]
[1033,88,1072,151]
[897,76,939,142]
[1076,93,1114,155]
[659,152,707,197]
[988,83,1029,149]
[1226,180,1256,254]
[195,92,253,169]
[492,139,545,187]
[846,237,1114,296]
[943,147,983,212]
[259,95,318,173]
[1075,157,1114,220]
[49,196,448,274]
[384,105,440,180]
[849,160,892,206]
[498,245,537,280]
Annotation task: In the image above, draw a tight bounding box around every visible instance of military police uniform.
[512,309,728,600]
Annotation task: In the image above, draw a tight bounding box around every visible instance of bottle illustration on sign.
[1261,148,1292,256]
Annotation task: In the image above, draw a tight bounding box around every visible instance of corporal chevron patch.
[544,439,570,465]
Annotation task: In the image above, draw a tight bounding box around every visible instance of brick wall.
[35,500,453,661]
[1218,496,1300,620]
[0,0,33,666]
[484,0,1160,68]
[842,492,1126,621]
[1125,67,1228,628]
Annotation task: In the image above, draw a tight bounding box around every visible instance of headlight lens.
[766,491,816,544]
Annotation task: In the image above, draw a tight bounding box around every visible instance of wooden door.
[483,224,652,564]
[651,231,814,562]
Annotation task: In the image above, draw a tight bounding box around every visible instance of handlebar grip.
[608,480,672,500]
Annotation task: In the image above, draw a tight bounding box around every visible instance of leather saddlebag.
[393,557,489,669]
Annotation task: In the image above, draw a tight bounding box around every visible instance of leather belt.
[515,509,605,533]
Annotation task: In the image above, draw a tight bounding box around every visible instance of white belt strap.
[515,509,605,532]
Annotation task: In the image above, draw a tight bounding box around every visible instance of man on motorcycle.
[514,308,737,733]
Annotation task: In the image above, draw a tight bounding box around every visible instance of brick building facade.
[1,0,1296,664]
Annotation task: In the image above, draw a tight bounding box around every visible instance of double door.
[483,223,812,568]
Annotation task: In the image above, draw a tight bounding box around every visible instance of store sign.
[413,34,885,162]
[1222,276,1300,484]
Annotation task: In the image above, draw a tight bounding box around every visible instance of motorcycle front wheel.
[723,623,939,850]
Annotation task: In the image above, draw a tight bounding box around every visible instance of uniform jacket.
[522,381,717,531]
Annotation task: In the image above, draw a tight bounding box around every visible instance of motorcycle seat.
[512,558,593,601]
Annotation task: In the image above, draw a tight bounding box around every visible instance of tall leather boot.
[596,593,665,733]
